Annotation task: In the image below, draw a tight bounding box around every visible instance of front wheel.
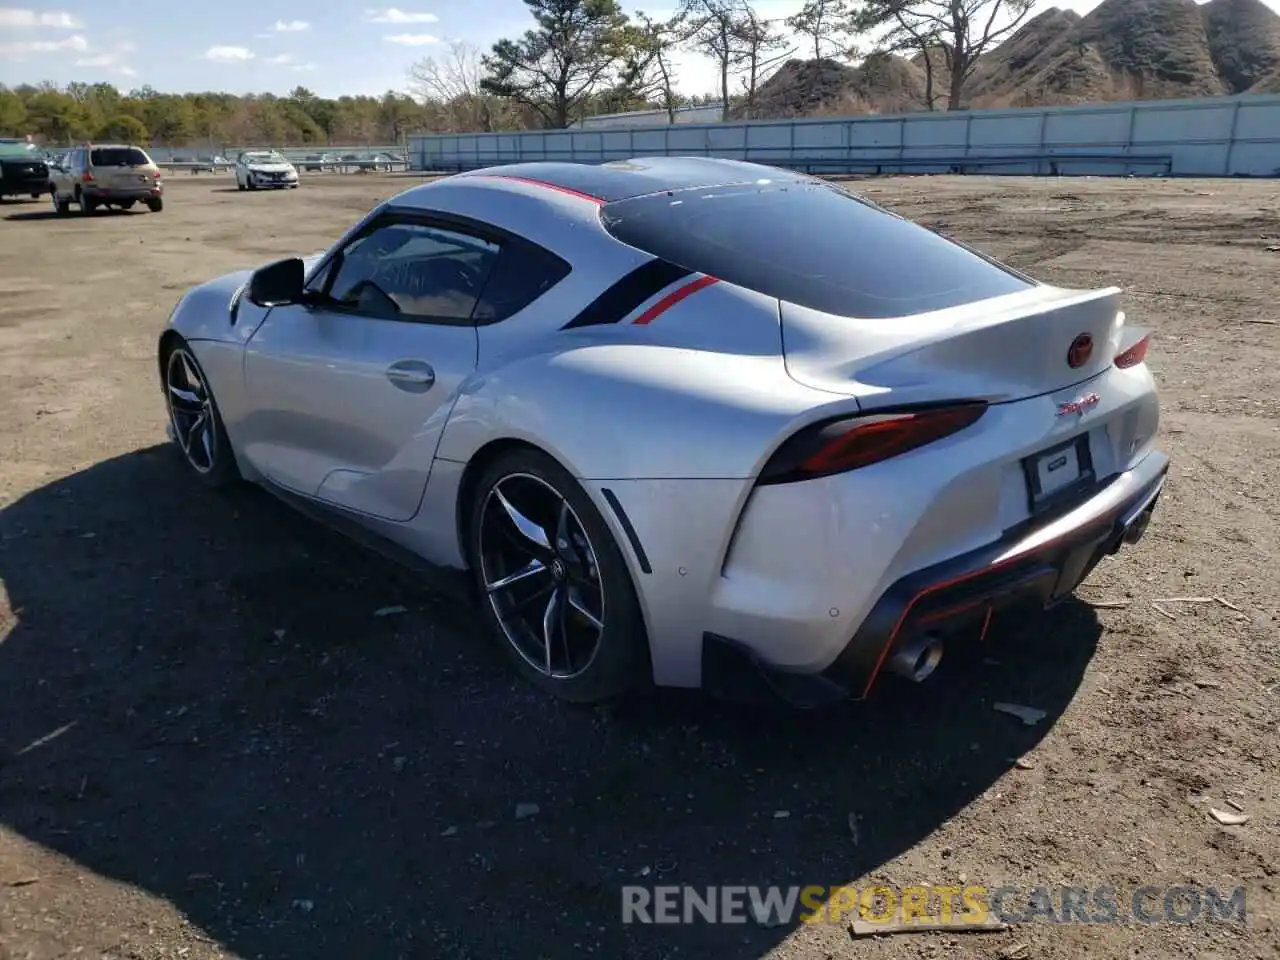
[162,339,239,488]
[468,448,649,703]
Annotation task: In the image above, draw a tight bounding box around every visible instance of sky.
[2,0,1280,99]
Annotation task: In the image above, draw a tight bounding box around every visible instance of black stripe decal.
[561,258,691,330]
[601,487,652,575]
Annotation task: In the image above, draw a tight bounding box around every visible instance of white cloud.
[293,62,317,72]
[264,53,294,64]
[73,40,138,76]
[384,33,439,45]
[0,33,88,56]
[273,19,309,31]
[203,45,255,62]
[0,7,83,28]
[366,8,438,24]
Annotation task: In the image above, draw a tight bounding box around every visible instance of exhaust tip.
[886,634,944,683]
[1123,509,1152,545]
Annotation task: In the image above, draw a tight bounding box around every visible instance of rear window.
[600,181,1032,318]
[91,147,149,167]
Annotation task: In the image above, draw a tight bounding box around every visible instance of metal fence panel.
[408,95,1280,177]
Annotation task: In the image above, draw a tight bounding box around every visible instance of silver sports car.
[158,157,1168,706]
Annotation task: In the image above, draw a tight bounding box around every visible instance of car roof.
[444,157,813,203]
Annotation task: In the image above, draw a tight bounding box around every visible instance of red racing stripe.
[631,275,719,326]
[478,174,604,204]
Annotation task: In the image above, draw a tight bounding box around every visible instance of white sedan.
[234,150,298,191]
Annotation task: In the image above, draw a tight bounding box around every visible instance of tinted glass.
[91,147,149,167]
[0,140,39,159]
[327,222,500,321]
[472,244,571,322]
[600,181,1032,318]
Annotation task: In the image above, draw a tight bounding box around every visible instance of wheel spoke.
[554,498,577,560]
[541,587,562,675]
[567,586,603,631]
[199,421,214,466]
[486,559,548,594]
[167,383,202,408]
[180,354,203,397]
[509,581,555,612]
[183,412,206,453]
[493,486,551,551]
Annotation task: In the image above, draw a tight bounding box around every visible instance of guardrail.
[156,158,410,174]
[788,152,1175,176]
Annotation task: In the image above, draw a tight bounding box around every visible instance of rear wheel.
[77,189,96,215]
[30,192,40,200]
[146,197,163,212]
[162,339,238,488]
[50,188,69,216]
[467,448,648,704]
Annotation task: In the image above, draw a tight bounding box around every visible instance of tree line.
[0,83,425,147]
[1,0,1037,146]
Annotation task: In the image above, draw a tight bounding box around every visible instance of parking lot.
[0,172,1276,959]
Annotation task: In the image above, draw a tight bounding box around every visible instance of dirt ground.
[0,172,1276,960]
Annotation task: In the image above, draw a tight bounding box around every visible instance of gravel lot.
[0,173,1276,960]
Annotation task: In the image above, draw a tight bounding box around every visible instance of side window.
[325,221,500,322]
[472,243,572,323]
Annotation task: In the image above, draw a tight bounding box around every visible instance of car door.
[52,148,78,197]
[240,213,501,522]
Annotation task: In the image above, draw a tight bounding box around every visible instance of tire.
[51,188,69,216]
[467,448,648,704]
[237,177,245,192]
[30,192,40,200]
[120,200,135,210]
[146,197,163,212]
[161,338,239,489]
[77,190,96,215]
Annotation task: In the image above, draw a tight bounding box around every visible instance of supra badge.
[1057,392,1101,417]
[1067,333,1094,368]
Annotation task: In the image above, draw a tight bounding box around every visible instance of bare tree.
[735,7,795,118]
[854,0,1038,110]
[785,0,854,61]
[409,40,509,132]
[619,11,687,122]
[681,0,750,121]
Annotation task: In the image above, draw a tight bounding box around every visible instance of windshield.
[601,180,1033,319]
[91,147,150,167]
[0,140,40,159]
[244,152,287,164]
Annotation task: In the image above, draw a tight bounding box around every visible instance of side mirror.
[247,257,305,307]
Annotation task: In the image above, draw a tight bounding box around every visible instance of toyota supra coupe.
[157,157,1168,706]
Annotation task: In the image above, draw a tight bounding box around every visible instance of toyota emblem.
[1067,333,1093,369]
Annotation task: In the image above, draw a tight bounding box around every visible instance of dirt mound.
[749,53,926,118]
[750,0,1280,118]
[1202,0,1280,91]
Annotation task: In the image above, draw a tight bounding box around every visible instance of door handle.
[386,360,435,391]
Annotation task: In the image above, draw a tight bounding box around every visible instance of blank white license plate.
[1034,443,1081,496]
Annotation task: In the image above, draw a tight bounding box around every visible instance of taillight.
[758,402,989,485]
[152,169,162,179]
[81,171,94,182]
[1114,333,1150,369]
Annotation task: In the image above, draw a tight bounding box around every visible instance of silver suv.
[50,143,164,215]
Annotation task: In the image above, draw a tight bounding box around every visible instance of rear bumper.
[84,185,163,200]
[821,450,1170,699]
[0,174,48,194]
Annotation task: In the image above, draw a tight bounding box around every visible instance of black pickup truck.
[0,139,50,200]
